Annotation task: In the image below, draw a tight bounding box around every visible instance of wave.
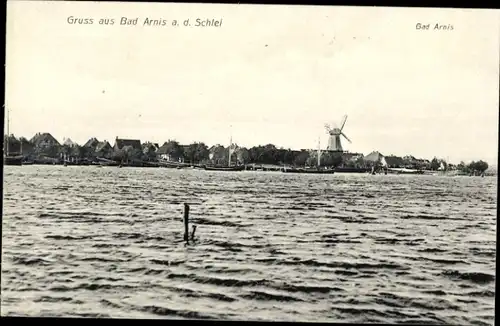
[441,270,495,284]
[11,256,53,266]
[277,258,409,271]
[45,235,93,240]
[3,168,496,323]
[240,290,304,302]
[272,283,340,294]
[133,304,215,319]
[191,217,252,228]
[49,282,138,292]
[33,295,74,303]
[374,292,462,311]
[166,272,269,287]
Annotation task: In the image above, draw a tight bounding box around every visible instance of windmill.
[324,114,352,152]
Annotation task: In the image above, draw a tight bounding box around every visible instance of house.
[384,155,405,168]
[95,141,113,158]
[63,138,78,147]
[364,151,387,167]
[402,155,429,169]
[83,137,100,149]
[235,147,249,164]
[141,142,159,161]
[181,145,191,162]
[208,144,227,162]
[342,152,364,162]
[19,137,34,156]
[30,132,61,148]
[364,151,384,162]
[156,141,184,162]
[113,137,142,152]
[142,142,158,154]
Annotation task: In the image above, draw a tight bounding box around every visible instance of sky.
[4,2,500,164]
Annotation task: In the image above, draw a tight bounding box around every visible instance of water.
[1,165,496,324]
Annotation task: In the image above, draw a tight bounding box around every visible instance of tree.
[209,144,227,165]
[468,160,489,174]
[457,161,466,171]
[35,143,60,158]
[259,144,279,164]
[430,157,440,171]
[236,147,250,164]
[142,143,158,161]
[162,140,184,161]
[59,144,72,156]
[76,145,94,161]
[355,156,366,168]
[321,151,343,167]
[293,150,310,166]
[112,148,126,162]
[306,152,319,167]
[125,146,143,162]
[184,142,209,163]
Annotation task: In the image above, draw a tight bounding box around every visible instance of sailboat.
[4,107,23,166]
[204,132,245,171]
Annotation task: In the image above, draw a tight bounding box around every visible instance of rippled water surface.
[1,166,497,324]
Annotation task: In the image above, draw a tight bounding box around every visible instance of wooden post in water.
[183,203,190,243]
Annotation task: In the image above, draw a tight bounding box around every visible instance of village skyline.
[5,3,499,166]
[3,130,496,167]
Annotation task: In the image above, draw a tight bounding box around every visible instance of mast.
[317,137,321,168]
[5,106,9,155]
[228,125,233,167]
[228,135,232,167]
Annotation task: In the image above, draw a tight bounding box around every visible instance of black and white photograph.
[2,1,498,324]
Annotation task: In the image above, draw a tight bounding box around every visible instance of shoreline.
[4,161,493,177]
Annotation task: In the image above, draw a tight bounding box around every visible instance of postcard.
[3,1,498,324]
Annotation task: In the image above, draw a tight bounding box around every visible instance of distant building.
[63,138,78,147]
[235,147,249,164]
[364,151,384,162]
[402,155,429,169]
[95,141,113,158]
[384,155,405,168]
[30,132,61,148]
[83,137,100,149]
[113,137,142,152]
[364,151,388,167]
[142,142,158,155]
[156,141,183,162]
[342,152,364,162]
[208,144,227,162]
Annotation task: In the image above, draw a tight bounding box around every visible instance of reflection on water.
[1,165,496,324]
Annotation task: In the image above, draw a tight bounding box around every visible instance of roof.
[96,141,112,152]
[156,141,183,155]
[63,138,77,147]
[83,137,100,148]
[364,151,384,162]
[156,142,169,155]
[209,144,226,153]
[142,142,159,154]
[342,152,364,158]
[30,132,61,146]
[384,155,404,166]
[114,138,142,150]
